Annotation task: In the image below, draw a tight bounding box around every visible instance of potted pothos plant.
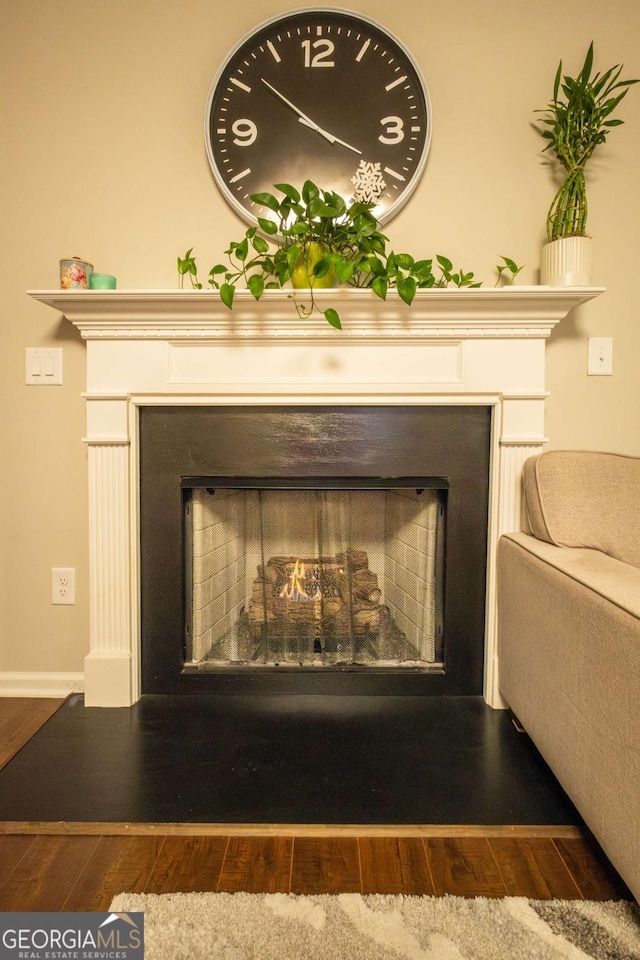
[536,42,637,285]
[178,180,522,329]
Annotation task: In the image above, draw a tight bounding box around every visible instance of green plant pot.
[291,241,336,289]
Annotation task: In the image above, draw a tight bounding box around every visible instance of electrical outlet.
[52,567,76,605]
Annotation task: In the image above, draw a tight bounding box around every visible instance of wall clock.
[204,8,431,226]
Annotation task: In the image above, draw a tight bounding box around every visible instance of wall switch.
[587,337,613,376]
[52,567,75,605]
[26,348,63,385]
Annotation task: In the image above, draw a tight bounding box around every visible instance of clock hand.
[260,77,317,126]
[261,78,362,155]
[297,117,362,156]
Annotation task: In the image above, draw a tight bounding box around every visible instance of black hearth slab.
[0,694,580,826]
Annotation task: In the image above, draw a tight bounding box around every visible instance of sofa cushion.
[524,450,640,569]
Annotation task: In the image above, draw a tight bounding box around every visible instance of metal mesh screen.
[188,487,442,668]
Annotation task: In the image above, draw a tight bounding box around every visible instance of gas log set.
[241,549,419,664]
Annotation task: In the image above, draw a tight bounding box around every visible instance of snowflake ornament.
[351,161,386,204]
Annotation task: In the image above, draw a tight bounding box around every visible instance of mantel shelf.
[27,286,604,341]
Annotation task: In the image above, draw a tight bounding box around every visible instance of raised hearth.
[29,286,603,706]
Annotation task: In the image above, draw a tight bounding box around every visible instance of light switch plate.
[587,337,613,376]
[25,347,63,385]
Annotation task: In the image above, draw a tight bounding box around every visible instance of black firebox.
[139,405,491,695]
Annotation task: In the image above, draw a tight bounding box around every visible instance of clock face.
[204,8,431,226]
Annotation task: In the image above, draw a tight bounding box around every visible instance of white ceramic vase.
[540,236,592,286]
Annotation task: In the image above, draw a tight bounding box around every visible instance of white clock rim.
[203,6,432,227]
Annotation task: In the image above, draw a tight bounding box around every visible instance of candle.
[89,273,117,290]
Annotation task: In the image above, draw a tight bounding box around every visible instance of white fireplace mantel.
[29,286,604,707]
[30,285,602,336]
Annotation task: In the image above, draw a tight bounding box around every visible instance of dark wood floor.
[0,693,582,825]
[0,698,634,909]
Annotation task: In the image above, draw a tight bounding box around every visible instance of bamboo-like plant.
[537,42,638,242]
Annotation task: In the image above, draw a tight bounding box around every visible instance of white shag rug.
[109,891,640,960]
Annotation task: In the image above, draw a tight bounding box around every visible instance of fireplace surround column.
[484,432,546,700]
[83,397,136,706]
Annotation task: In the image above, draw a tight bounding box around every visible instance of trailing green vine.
[178,181,523,329]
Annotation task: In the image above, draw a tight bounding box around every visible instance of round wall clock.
[204,8,431,226]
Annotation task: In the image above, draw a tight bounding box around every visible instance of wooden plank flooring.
[0,698,634,909]
[0,698,64,770]
[0,832,630,911]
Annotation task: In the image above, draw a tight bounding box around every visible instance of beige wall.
[2,0,639,676]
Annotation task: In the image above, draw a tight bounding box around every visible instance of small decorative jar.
[60,257,93,289]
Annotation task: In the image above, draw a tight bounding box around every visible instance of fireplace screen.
[184,484,445,669]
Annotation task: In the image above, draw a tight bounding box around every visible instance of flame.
[280,559,321,601]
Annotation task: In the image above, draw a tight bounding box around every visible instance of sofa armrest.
[524,450,640,568]
[501,532,640,620]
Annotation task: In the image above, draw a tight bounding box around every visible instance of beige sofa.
[498,450,640,902]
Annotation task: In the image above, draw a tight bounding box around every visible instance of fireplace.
[139,404,490,694]
[28,285,603,706]
[185,485,445,669]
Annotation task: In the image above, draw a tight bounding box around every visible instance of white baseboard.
[0,672,84,698]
